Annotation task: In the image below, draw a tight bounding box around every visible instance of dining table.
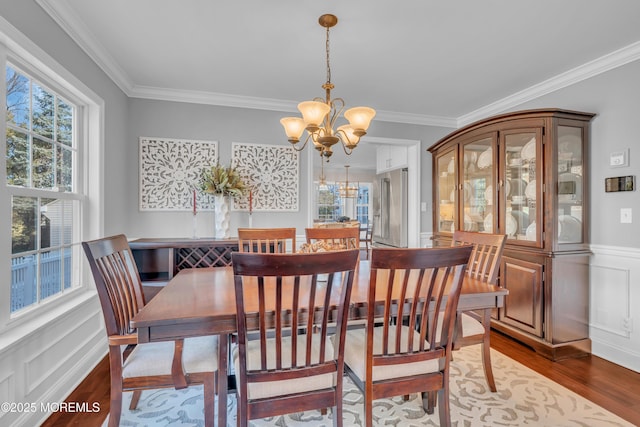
[131,259,509,426]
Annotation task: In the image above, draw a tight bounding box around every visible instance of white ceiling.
[36,0,640,175]
[38,0,640,125]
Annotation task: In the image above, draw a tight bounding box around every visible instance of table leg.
[218,333,229,427]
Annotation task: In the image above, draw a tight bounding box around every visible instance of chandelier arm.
[340,141,354,156]
[328,98,345,129]
[290,133,313,152]
[335,127,355,154]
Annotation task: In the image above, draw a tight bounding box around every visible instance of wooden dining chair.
[360,222,373,259]
[238,227,296,253]
[450,230,507,392]
[231,249,360,427]
[305,226,360,251]
[82,234,220,427]
[343,246,473,427]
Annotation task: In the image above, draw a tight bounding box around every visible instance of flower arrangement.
[200,163,246,198]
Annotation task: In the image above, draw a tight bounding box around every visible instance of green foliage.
[200,163,246,198]
[6,66,75,255]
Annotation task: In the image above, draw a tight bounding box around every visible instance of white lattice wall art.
[139,137,218,211]
[232,142,299,211]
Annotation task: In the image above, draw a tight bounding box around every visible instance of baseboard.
[592,339,640,373]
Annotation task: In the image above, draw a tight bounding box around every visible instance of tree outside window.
[6,65,77,313]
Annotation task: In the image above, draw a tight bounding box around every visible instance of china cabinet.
[428,109,595,360]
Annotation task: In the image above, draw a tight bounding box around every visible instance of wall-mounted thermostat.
[609,148,629,167]
[605,175,635,192]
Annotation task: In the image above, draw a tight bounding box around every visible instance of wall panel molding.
[0,297,106,426]
[24,312,103,395]
[589,244,640,372]
[0,373,15,421]
[589,264,630,337]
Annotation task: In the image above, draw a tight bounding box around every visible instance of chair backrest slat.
[368,246,473,367]
[452,231,506,284]
[238,227,296,253]
[305,226,360,250]
[232,250,359,397]
[82,234,146,337]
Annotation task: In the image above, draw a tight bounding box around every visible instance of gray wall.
[504,60,640,248]
[126,98,453,239]
[0,0,131,238]
[2,0,637,271]
[0,2,129,425]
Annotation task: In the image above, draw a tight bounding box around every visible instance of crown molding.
[130,85,457,127]
[36,0,134,95]
[130,85,299,112]
[458,40,640,127]
[373,110,457,127]
[360,136,421,146]
[35,1,640,129]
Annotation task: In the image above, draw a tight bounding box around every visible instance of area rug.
[105,345,633,426]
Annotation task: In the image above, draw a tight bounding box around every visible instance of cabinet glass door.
[557,125,584,244]
[503,131,539,243]
[435,149,457,233]
[463,137,493,233]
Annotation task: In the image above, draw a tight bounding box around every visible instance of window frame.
[0,23,104,334]
[6,62,83,314]
[314,181,372,224]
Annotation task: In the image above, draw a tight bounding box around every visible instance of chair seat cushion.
[122,335,218,378]
[233,334,335,400]
[344,326,441,383]
[460,312,485,337]
[436,311,485,340]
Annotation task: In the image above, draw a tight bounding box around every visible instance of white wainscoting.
[0,295,106,427]
[589,244,640,373]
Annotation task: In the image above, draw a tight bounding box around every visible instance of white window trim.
[0,16,104,339]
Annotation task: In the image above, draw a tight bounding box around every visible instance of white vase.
[213,194,230,239]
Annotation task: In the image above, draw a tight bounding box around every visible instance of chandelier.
[280,14,376,160]
[338,165,359,198]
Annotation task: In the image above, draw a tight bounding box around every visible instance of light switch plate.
[621,208,632,223]
[610,149,629,168]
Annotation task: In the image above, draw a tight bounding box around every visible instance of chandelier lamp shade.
[280,14,376,159]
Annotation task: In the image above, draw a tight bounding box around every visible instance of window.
[6,64,81,314]
[316,182,371,224]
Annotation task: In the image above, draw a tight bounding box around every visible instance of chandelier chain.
[325,25,331,85]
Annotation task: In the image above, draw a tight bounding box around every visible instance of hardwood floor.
[42,331,640,426]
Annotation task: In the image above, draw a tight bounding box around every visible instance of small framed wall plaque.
[605,175,635,192]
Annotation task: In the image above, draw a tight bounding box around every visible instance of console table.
[129,238,239,284]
